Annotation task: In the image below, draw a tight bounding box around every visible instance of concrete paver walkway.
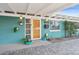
[1,39,79,55]
[0,40,51,54]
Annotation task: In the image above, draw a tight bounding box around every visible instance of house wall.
[41,19,65,40]
[0,16,66,44]
[1,16,79,44]
[0,16,26,44]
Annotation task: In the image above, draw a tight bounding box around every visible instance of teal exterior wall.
[0,16,66,44]
[0,16,25,44]
[41,20,65,39]
[1,15,76,44]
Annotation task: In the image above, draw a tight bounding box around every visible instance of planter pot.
[26,41,32,45]
[24,41,32,45]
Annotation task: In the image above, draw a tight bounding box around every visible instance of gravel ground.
[1,39,79,55]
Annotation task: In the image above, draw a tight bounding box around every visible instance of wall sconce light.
[19,15,23,26]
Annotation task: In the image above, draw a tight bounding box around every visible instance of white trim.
[40,19,41,39]
[24,18,26,37]
[0,13,25,17]
[1,13,79,23]
[50,30,60,32]
[31,18,41,40]
[77,29,79,31]
[31,18,33,40]
[49,19,61,32]
[49,18,64,21]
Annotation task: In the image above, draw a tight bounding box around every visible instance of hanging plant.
[13,27,19,32]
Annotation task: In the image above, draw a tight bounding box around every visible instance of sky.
[59,4,79,17]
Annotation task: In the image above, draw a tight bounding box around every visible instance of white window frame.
[49,19,61,32]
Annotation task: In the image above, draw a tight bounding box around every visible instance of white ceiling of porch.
[0,3,76,17]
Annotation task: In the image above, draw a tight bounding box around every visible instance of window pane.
[49,20,60,30]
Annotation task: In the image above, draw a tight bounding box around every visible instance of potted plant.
[13,27,19,32]
[26,37,32,45]
[22,36,32,45]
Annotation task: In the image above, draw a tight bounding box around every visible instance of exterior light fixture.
[19,15,23,26]
[19,15,23,20]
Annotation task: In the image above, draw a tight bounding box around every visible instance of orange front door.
[33,19,40,39]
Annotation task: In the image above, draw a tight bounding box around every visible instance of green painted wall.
[41,20,65,40]
[0,16,25,44]
[0,16,78,44]
[0,16,66,44]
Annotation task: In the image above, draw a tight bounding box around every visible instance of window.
[49,20,60,32]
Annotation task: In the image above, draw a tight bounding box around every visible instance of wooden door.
[32,19,40,39]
